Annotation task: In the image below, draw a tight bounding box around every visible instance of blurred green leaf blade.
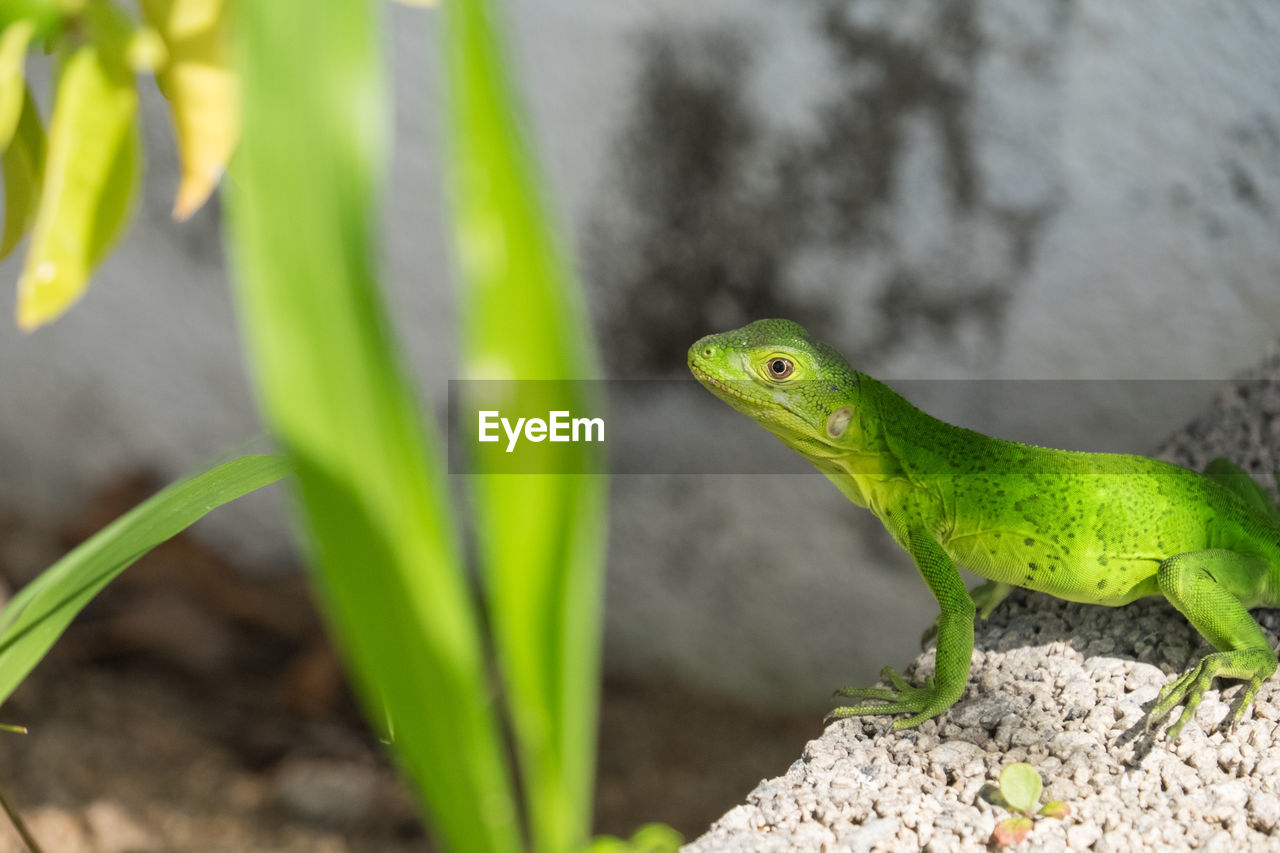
[228,2,521,851]
[0,454,290,708]
[447,1,607,851]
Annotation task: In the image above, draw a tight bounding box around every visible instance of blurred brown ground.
[0,474,817,851]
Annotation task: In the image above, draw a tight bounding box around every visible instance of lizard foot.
[829,666,950,730]
[1148,649,1276,740]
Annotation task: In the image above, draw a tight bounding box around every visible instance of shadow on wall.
[590,0,1066,374]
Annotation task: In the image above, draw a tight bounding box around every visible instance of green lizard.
[688,318,1280,739]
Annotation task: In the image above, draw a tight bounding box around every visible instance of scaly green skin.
[689,319,1280,739]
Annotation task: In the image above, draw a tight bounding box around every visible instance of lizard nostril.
[704,348,713,356]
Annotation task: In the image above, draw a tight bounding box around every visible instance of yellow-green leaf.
[139,0,236,220]
[999,763,1043,814]
[1039,800,1071,820]
[89,106,139,268]
[16,44,138,330]
[0,19,36,150]
[0,87,43,259]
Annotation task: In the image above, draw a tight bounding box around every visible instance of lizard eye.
[767,357,794,379]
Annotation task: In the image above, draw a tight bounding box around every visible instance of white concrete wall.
[2,0,1279,705]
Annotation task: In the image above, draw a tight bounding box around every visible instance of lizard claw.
[1147,649,1275,740]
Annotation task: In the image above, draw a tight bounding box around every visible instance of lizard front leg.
[832,529,976,729]
[920,579,1013,648]
[1150,549,1279,739]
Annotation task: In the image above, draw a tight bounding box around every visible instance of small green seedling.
[586,822,683,853]
[987,763,1070,846]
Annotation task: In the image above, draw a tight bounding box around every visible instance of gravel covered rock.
[689,593,1280,852]
[688,345,1280,851]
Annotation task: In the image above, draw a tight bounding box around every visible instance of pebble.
[844,817,895,851]
[83,800,156,853]
[273,757,380,827]
[1250,792,1280,832]
[1067,822,1101,849]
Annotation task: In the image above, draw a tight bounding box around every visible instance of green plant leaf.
[992,816,1033,846]
[0,86,43,259]
[447,1,607,850]
[227,1,522,850]
[1039,800,1071,819]
[16,42,138,330]
[999,763,1043,815]
[0,19,36,150]
[0,455,290,708]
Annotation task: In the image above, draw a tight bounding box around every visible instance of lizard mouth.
[688,360,770,408]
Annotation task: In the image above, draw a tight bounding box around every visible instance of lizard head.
[688,319,862,459]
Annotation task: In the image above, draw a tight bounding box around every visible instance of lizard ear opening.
[826,406,854,439]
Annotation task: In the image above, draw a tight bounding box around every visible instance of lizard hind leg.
[1203,458,1280,522]
[1150,549,1278,740]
